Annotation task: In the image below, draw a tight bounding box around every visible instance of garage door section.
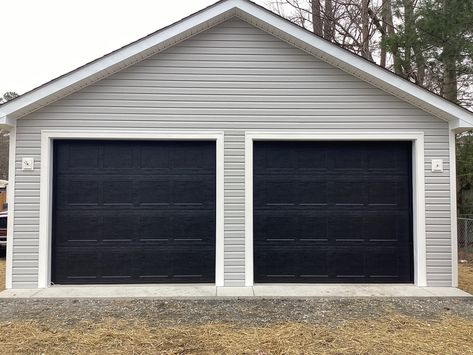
[52,140,216,284]
[254,141,413,283]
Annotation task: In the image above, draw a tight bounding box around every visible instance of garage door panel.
[138,180,172,205]
[139,252,171,280]
[102,215,135,242]
[103,142,135,168]
[52,140,216,284]
[328,215,363,240]
[171,144,214,170]
[65,180,100,206]
[254,141,413,283]
[103,181,134,205]
[333,146,364,169]
[172,249,215,281]
[54,214,101,243]
[66,142,100,169]
[332,252,365,278]
[100,250,135,280]
[255,246,412,282]
[54,250,100,282]
[366,252,403,278]
[299,216,328,240]
[139,215,172,241]
[173,214,215,241]
[299,182,327,205]
[364,214,410,242]
[173,180,215,205]
[254,249,298,280]
[330,181,365,205]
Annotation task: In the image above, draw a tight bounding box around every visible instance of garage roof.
[1,0,473,130]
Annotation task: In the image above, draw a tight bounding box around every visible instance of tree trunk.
[413,43,426,86]
[311,0,323,36]
[361,0,370,59]
[403,0,414,78]
[380,0,389,67]
[384,0,403,75]
[441,0,458,102]
[323,0,334,41]
[443,53,458,102]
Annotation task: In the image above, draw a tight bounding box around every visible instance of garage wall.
[11,18,452,288]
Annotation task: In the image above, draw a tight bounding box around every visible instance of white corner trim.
[38,129,225,288]
[244,133,254,286]
[215,133,225,287]
[449,130,458,287]
[5,128,16,289]
[244,131,427,287]
[413,134,427,286]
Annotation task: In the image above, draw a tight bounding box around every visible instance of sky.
[0,0,266,96]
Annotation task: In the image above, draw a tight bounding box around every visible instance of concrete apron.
[0,285,470,298]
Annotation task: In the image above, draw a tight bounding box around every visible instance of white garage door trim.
[245,131,426,287]
[37,130,225,288]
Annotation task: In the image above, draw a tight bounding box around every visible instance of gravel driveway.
[1,297,472,327]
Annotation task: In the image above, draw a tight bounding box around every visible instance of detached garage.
[1,0,473,292]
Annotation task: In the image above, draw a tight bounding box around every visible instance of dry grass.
[0,257,4,291]
[0,257,471,353]
[0,314,472,354]
[459,263,473,295]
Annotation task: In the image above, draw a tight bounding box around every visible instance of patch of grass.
[0,314,472,354]
[0,257,4,291]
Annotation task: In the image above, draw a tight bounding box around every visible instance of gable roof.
[1,0,472,130]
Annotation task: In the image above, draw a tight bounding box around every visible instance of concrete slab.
[0,285,470,298]
[217,287,254,297]
[252,284,471,298]
[0,289,42,298]
[421,287,472,297]
[0,285,217,299]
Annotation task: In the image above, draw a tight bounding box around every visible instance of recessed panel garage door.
[52,140,216,284]
[254,141,413,283]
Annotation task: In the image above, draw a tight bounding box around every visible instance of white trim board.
[38,130,225,288]
[5,128,16,289]
[449,130,458,287]
[244,131,426,287]
[0,0,472,129]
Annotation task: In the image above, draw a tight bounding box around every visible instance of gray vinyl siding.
[12,18,453,288]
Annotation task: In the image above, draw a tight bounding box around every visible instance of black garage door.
[52,140,216,284]
[254,141,413,283]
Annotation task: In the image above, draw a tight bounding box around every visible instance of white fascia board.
[0,0,240,120]
[234,1,473,128]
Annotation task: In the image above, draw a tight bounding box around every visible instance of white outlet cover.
[22,157,34,171]
[431,159,443,172]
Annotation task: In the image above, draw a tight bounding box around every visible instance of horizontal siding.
[12,18,452,288]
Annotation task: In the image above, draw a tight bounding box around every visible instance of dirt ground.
[0,257,472,354]
[0,298,472,354]
[459,263,473,294]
